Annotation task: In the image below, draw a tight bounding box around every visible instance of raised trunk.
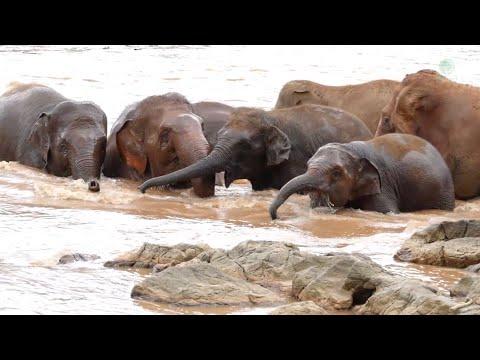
[269,173,319,220]
[138,148,229,194]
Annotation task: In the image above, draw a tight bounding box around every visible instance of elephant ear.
[265,125,291,166]
[353,158,381,198]
[410,91,439,113]
[116,119,147,175]
[27,112,51,169]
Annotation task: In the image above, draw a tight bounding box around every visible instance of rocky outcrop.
[292,253,393,310]
[104,243,209,269]
[269,301,328,315]
[58,253,100,264]
[359,280,459,315]
[131,263,282,306]
[450,275,480,305]
[106,240,480,314]
[395,220,480,268]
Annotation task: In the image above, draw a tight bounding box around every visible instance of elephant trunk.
[138,145,230,194]
[176,135,215,198]
[71,151,102,192]
[269,173,319,220]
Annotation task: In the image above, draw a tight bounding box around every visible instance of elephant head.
[138,107,291,193]
[375,69,447,137]
[275,80,326,109]
[114,93,214,197]
[269,144,381,219]
[28,100,107,192]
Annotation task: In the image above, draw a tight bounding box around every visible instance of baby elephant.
[269,134,455,219]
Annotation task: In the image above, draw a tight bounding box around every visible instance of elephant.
[0,82,107,192]
[374,69,480,199]
[138,104,372,195]
[102,93,233,197]
[274,79,400,134]
[269,133,455,220]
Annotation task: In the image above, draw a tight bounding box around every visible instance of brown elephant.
[102,93,233,197]
[138,104,372,195]
[269,134,455,220]
[274,79,400,134]
[375,69,480,199]
[0,83,107,192]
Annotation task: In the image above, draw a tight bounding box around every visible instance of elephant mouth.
[309,190,335,210]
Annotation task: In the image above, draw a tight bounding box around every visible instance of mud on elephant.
[375,69,480,199]
[274,79,400,134]
[138,104,372,195]
[102,93,233,197]
[0,83,107,192]
[269,133,455,219]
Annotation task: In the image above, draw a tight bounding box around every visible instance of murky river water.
[1,45,480,314]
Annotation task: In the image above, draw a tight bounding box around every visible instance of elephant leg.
[452,159,480,199]
[215,172,225,186]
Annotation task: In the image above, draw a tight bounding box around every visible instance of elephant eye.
[331,168,343,179]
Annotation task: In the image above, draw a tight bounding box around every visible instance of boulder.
[359,280,459,315]
[395,220,480,268]
[450,275,480,305]
[292,253,392,310]
[58,253,100,264]
[269,301,329,315]
[197,241,328,291]
[131,263,283,306]
[104,243,209,269]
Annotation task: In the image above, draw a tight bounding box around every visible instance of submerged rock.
[104,243,209,269]
[58,253,100,264]
[269,301,329,315]
[131,263,282,306]
[395,220,480,268]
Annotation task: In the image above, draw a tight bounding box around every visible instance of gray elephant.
[138,104,372,195]
[0,83,107,192]
[269,133,455,219]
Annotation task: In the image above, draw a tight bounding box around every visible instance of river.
[1,45,480,314]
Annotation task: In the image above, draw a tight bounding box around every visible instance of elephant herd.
[0,68,477,220]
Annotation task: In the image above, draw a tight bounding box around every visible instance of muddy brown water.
[1,45,480,314]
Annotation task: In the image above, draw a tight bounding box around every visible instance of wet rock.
[359,280,459,315]
[104,243,209,269]
[269,301,329,315]
[395,220,480,268]
[450,275,480,305]
[466,263,480,273]
[131,263,282,306]
[291,253,392,310]
[197,241,328,290]
[58,253,100,264]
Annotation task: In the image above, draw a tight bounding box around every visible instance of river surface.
[1,45,480,314]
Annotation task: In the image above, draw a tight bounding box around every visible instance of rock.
[104,243,209,269]
[269,301,329,315]
[466,263,480,273]
[58,253,100,264]
[395,220,480,268]
[450,275,480,305]
[359,280,459,315]
[292,253,392,310]
[131,263,283,306]
[197,241,328,291]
